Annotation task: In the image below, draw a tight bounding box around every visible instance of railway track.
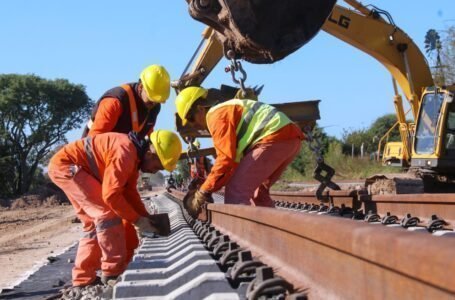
[3,190,455,299]
[114,190,455,300]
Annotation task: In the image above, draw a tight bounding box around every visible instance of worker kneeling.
[175,87,304,217]
[48,130,181,288]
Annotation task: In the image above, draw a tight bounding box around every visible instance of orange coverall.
[48,133,148,286]
[80,85,157,282]
[200,105,304,206]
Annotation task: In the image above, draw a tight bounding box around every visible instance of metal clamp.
[327,206,340,215]
[246,266,293,300]
[352,210,365,220]
[318,204,329,213]
[381,212,398,225]
[226,251,264,282]
[308,204,320,212]
[400,213,420,228]
[219,242,242,267]
[364,210,381,223]
[213,236,231,257]
[426,214,449,233]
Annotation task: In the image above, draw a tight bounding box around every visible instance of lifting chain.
[303,126,341,200]
[225,50,248,97]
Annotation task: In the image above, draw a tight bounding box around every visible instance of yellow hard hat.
[150,130,182,171]
[140,65,170,103]
[175,86,208,126]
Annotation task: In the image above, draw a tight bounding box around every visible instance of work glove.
[134,214,171,238]
[134,217,156,238]
[234,88,258,100]
[184,189,214,218]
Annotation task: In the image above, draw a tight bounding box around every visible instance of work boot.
[101,274,120,287]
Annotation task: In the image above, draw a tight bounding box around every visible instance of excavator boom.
[181,1,433,111]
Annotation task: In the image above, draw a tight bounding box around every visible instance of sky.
[1,0,454,148]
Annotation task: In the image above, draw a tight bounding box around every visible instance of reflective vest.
[207,99,292,162]
[82,83,160,138]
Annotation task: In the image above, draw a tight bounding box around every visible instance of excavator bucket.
[187,0,337,63]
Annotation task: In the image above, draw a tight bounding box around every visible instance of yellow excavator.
[176,0,455,192]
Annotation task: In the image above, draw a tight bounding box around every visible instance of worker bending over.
[48,130,182,288]
[79,64,171,278]
[82,64,170,139]
[175,87,304,217]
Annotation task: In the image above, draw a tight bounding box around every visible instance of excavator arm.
[177,0,435,164]
[179,1,433,113]
[323,2,433,118]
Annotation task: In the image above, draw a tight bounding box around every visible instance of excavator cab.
[412,86,455,173]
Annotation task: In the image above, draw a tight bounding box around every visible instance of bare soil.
[0,204,82,291]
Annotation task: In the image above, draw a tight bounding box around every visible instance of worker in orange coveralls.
[175,86,304,217]
[48,130,182,287]
[81,64,170,139]
[79,64,170,284]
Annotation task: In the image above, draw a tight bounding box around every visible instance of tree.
[425,27,455,85]
[0,74,92,196]
[341,114,400,155]
[175,159,191,184]
[441,26,455,84]
[291,125,339,176]
[369,114,400,142]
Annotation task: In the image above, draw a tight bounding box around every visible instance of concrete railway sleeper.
[168,191,455,299]
[115,193,305,300]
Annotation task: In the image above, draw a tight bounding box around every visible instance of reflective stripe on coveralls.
[84,230,97,239]
[96,217,122,232]
[83,136,101,181]
[208,99,292,162]
[83,218,123,239]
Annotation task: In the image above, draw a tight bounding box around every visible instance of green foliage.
[279,139,402,187]
[325,141,400,179]
[0,74,92,196]
[175,159,190,184]
[278,117,404,187]
[342,114,399,154]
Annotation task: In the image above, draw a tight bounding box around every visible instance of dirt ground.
[0,204,82,291]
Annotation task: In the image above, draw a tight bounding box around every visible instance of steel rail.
[206,203,455,299]
[270,190,455,223]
